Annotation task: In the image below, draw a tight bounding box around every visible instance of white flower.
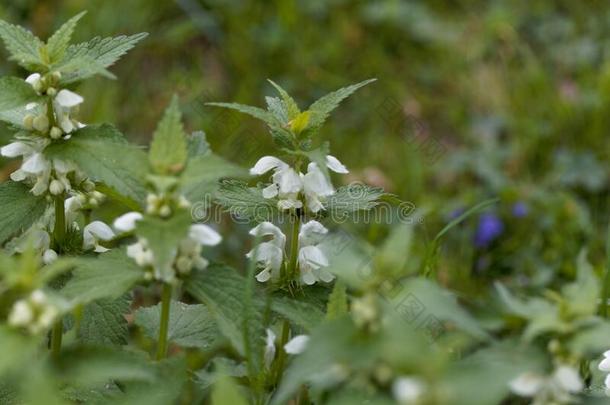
[113,211,144,233]
[247,222,286,282]
[326,155,349,173]
[65,195,85,224]
[8,290,62,334]
[83,221,115,252]
[53,89,84,134]
[127,239,155,267]
[189,224,222,246]
[284,335,309,354]
[251,156,303,210]
[0,141,34,158]
[392,377,426,404]
[302,155,348,213]
[8,300,33,327]
[298,220,333,285]
[509,365,583,403]
[43,249,58,264]
[264,328,276,369]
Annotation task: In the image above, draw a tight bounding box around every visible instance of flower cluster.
[8,290,63,334]
[509,364,583,404]
[113,211,221,281]
[0,72,86,196]
[250,155,348,213]
[247,220,333,285]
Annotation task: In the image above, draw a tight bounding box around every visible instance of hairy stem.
[273,319,290,385]
[156,283,172,360]
[53,195,65,248]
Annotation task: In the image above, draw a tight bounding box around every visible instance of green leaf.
[265,96,288,124]
[0,19,44,69]
[46,11,86,63]
[0,181,48,245]
[324,183,385,214]
[45,124,148,205]
[0,77,41,114]
[185,264,265,358]
[562,250,599,318]
[187,131,210,157]
[149,96,188,175]
[305,78,376,134]
[135,212,191,282]
[78,295,131,345]
[272,296,324,331]
[215,179,278,222]
[206,102,279,127]
[61,250,144,304]
[268,79,300,120]
[210,374,248,405]
[134,300,220,349]
[568,322,610,356]
[180,154,246,201]
[55,33,148,83]
[326,281,348,320]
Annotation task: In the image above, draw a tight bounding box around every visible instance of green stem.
[53,195,65,248]
[287,213,301,280]
[273,319,290,385]
[50,320,63,358]
[156,283,172,360]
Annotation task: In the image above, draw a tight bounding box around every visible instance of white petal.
[509,372,544,397]
[1,142,32,157]
[21,153,49,174]
[326,155,348,173]
[599,357,610,372]
[250,156,286,175]
[605,373,610,389]
[553,365,583,393]
[264,328,276,368]
[249,222,286,248]
[83,221,115,248]
[113,212,143,233]
[278,198,302,210]
[303,162,334,197]
[10,169,27,181]
[277,168,302,194]
[55,89,84,107]
[53,159,73,174]
[248,242,284,273]
[304,193,325,213]
[284,335,309,354]
[58,114,75,133]
[316,268,335,283]
[25,73,40,85]
[298,220,328,245]
[604,350,610,358]
[262,184,278,199]
[299,245,329,269]
[255,268,272,283]
[392,377,425,403]
[189,224,222,246]
[301,269,316,285]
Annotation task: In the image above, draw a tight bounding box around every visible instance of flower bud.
[8,300,33,327]
[82,180,95,192]
[43,249,58,264]
[23,114,35,130]
[49,126,62,139]
[33,80,44,93]
[159,205,171,217]
[46,87,57,97]
[33,115,50,133]
[51,71,61,82]
[49,179,65,195]
[176,257,191,274]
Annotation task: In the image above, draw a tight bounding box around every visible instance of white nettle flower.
[509,365,583,403]
[53,89,84,134]
[83,221,115,253]
[174,224,222,274]
[127,239,155,268]
[264,328,276,369]
[8,289,61,334]
[298,220,334,285]
[113,211,144,233]
[250,155,348,213]
[284,335,309,355]
[598,350,610,396]
[247,222,286,283]
[392,377,426,404]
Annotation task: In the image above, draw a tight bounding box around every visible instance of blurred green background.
[1,0,608,292]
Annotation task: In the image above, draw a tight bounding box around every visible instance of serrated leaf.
[46,11,86,62]
[55,33,148,83]
[326,281,348,320]
[78,295,131,345]
[306,78,376,134]
[0,181,48,245]
[0,77,41,114]
[134,300,220,349]
[268,79,300,120]
[61,250,144,304]
[215,179,278,222]
[271,296,324,331]
[45,124,148,205]
[324,183,385,214]
[0,19,44,69]
[180,153,246,201]
[206,102,279,127]
[562,250,599,317]
[265,96,288,124]
[185,264,265,359]
[149,96,188,175]
[135,212,191,282]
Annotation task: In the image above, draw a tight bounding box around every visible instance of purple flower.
[474,213,504,248]
[512,202,529,218]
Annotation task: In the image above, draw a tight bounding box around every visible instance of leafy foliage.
[0,77,41,114]
[149,96,188,175]
[78,295,131,345]
[0,181,48,245]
